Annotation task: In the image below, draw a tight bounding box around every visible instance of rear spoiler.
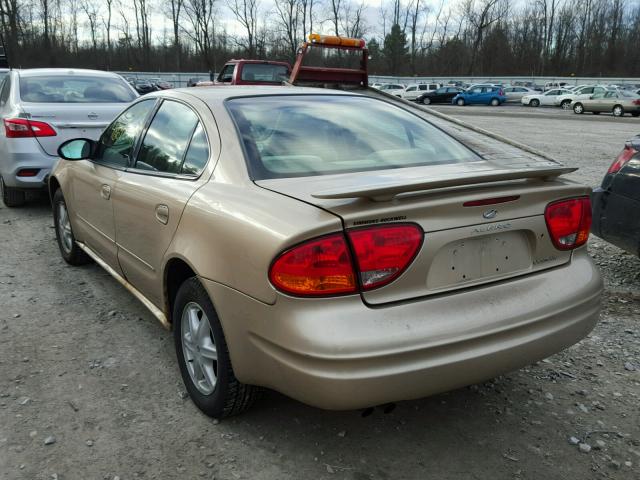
[312,166,577,202]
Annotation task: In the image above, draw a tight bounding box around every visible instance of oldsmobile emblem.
[483,209,498,219]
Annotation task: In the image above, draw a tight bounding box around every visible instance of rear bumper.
[591,187,640,255]
[0,142,57,189]
[204,251,602,410]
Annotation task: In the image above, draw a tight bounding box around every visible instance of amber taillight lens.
[269,233,357,296]
[544,197,592,250]
[269,224,423,296]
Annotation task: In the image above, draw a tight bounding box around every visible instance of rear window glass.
[19,75,137,103]
[227,95,479,180]
[240,64,289,83]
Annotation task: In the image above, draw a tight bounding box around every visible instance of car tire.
[530,99,540,107]
[612,105,624,117]
[573,103,584,114]
[490,98,500,106]
[561,100,572,110]
[52,189,91,266]
[0,176,26,208]
[423,97,431,105]
[173,277,260,419]
[456,98,465,106]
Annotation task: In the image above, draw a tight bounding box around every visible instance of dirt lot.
[1,107,639,480]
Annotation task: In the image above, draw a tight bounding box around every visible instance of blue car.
[452,85,506,106]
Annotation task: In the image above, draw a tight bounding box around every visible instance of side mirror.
[57,138,95,161]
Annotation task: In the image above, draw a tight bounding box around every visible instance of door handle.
[100,184,111,200]
[155,204,169,225]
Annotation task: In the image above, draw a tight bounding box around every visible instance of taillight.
[4,118,56,138]
[632,99,640,106]
[499,89,504,96]
[269,233,357,296]
[544,197,591,250]
[348,224,423,290]
[17,168,40,177]
[607,144,637,174]
[269,224,423,296]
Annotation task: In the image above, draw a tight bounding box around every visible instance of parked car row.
[125,76,174,94]
[521,84,640,117]
[373,81,640,114]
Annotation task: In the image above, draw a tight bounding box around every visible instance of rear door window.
[19,75,136,103]
[134,100,199,174]
[181,124,210,175]
[0,77,10,107]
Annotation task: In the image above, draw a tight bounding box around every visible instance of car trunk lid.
[257,163,589,305]
[20,103,125,156]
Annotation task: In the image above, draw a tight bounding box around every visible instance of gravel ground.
[1,107,639,480]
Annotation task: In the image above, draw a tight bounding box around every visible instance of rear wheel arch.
[48,176,61,203]
[164,257,199,325]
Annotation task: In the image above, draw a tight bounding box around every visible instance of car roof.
[16,68,123,79]
[161,86,357,105]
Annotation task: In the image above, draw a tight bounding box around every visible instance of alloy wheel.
[181,302,218,395]
[57,201,74,254]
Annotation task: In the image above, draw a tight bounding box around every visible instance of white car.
[401,83,440,101]
[556,85,609,109]
[521,88,573,107]
[502,86,538,103]
[544,81,569,91]
[377,83,406,97]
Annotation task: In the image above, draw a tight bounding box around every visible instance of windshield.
[227,95,480,180]
[240,64,289,83]
[19,75,137,103]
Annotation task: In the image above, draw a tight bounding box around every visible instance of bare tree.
[274,0,301,59]
[227,0,259,56]
[82,0,99,52]
[183,0,218,69]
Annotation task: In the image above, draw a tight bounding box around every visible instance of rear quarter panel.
[165,176,342,305]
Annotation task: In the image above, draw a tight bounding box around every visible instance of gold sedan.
[572,90,640,117]
[49,87,602,418]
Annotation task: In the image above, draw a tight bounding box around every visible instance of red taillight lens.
[17,168,40,177]
[269,233,357,296]
[632,99,640,106]
[4,118,56,138]
[348,224,423,290]
[607,145,637,174]
[544,197,591,250]
[269,224,424,296]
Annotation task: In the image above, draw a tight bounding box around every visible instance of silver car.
[502,86,537,103]
[0,68,138,207]
[572,90,640,117]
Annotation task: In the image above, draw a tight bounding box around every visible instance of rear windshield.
[227,95,480,179]
[19,75,137,103]
[240,64,289,83]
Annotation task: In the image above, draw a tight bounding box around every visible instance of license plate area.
[427,231,532,290]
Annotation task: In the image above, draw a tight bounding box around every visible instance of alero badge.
[483,209,498,219]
